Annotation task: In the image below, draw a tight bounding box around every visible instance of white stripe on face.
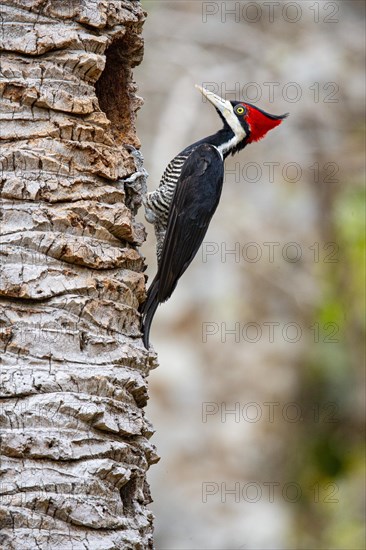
[195,85,247,152]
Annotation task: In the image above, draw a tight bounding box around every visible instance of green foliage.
[291,184,365,548]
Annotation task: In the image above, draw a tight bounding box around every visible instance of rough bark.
[0,1,158,548]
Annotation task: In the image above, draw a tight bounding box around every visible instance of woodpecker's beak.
[195,85,233,117]
[195,84,247,142]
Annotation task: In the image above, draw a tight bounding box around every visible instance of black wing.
[141,143,224,348]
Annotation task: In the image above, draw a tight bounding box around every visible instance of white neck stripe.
[220,109,247,155]
[218,134,241,156]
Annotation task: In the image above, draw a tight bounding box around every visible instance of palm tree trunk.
[0,1,158,548]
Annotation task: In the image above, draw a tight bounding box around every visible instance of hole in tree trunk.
[95,32,143,148]
[120,476,137,514]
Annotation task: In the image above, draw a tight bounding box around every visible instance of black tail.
[140,277,160,349]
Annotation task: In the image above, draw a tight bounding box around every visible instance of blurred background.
[135,1,365,548]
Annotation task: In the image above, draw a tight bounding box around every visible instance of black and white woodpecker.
[141,85,288,348]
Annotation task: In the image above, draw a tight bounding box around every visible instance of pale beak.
[195,85,234,117]
[195,84,246,142]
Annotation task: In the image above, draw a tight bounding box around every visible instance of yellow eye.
[236,106,245,115]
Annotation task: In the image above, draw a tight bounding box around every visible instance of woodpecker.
[141,85,288,348]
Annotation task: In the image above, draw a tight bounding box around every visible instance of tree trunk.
[0,1,158,548]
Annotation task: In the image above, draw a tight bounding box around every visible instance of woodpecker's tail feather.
[140,278,160,349]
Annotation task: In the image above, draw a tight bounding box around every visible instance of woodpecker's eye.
[235,106,245,115]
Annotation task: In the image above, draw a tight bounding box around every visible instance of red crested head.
[241,103,288,143]
[195,85,288,156]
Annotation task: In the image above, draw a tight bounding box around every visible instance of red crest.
[243,104,287,143]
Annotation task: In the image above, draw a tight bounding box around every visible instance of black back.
[157,143,224,302]
[141,143,224,347]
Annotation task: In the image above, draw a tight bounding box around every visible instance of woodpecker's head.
[196,85,288,156]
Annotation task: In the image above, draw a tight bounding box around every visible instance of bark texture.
[0,1,158,548]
